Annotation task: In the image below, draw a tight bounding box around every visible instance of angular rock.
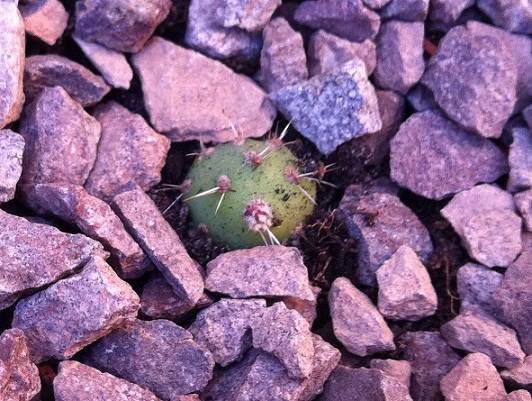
[188,298,266,367]
[380,0,429,21]
[457,263,504,317]
[131,37,276,142]
[428,0,475,25]
[0,129,24,203]
[54,360,162,401]
[24,55,110,107]
[0,209,107,310]
[308,30,377,77]
[12,256,140,363]
[508,128,532,192]
[82,319,214,399]
[477,0,532,35]
[85,101,170,202]
[19,0,68,46]
[112,187,204,306]
[390,111,509,200]
[25,183,150,279]
[440,353,506,401]
[362,0,391,9]
[328,277,395,356]
[74,0,172,53]
[369,359,411,389]
[406,83,438,112]
[271,59,382,155]
[216,0,281,32]
[140,274,196,320]
[205,245,314,302]
[294,0,380,42]
[256,17,307,93]
[441,309,525,369]
[376,245,437,321]
[337,187,433,286]
[282,285,320,326]
[0,329,41,401]
[503,391,532,401]
[0,1,24,129]
[501,355,532,392]
[515,189,532,231]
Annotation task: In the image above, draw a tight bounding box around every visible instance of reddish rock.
[380,0,429,21]
[457,263,504,317]
[19,0,68,46]
[282,285,320,326]
[0,129,24,203]
[370,359,412,389]
[12,256,140,363]
[501,355,532,392]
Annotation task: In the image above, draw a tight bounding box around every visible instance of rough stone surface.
[0,1,25,129]
[112,187,204,306]
[503,391,532,401]
[0,209,107,310]
[205,245,314,301]
[337,186,433,286]
[374,21,424,94]
[369,359,411,389]
[328,277,395,356]
[172,396,200,401]
[256,17,307,93]
[515,189,532,231]
[54,360,162,401]
[440,353,507,401]
[24,55,110,107]
[188,298,266,367]
[428,0,475,25]
[362,0,391,9]
[82,319,214,399]
[441,309,526,369]
[85,101,170,202]
[271,59,382,156]
[25,183,150,279]
[282,286,320,326]
[12,256,140,363]
[294,0,380,42]
[390,111,509,200]
[19,0,68,46]
[0,129,24,203]
[217,0,282,32]
[380,0,429,21]
[457,262,504,317]
[0,329,41,401]
[508,128,532,192]
[406,83,438,112]
[131,37,276,142]
[307,30,377,77]
[74,0,172,53]
[140,274,196,320]
[477,0,532,35]
[501,354,532,392]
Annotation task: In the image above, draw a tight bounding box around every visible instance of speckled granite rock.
[370,359,411,389]
[477,0,532,35]
[19,0,68,46]
[0,129,24,203]
[508,128,532,192]
[380,0,429,21]
[457,262,504,317]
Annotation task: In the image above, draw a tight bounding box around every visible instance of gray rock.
[256,17,307,93]
[370,359,412,389]
[329,277,395,356]
[478,0,532,35]
[74,0,172,53]
[131,37,275,142]
[271,59,382,155]
[508,128,532,192]
[428,0,475,25]
[501,354,532,393]
[0,129,24,203]
[440,353,506,401]
[406,84,438,112]
[337,186,433,286]
[54,361,163,401]
[374,21,424,94]
[83,319,214,399]
[24,55,110,107]
[112,187,204,306]
[0,209,107,310]
[441,309,526,369]
[85,101,170,202]
[503,391,532,401]
[216,0,282,32]
[457,263,504,317]
[380,0,429,21]
[12,256,140,363]
[19,0,68,46]
[390,111,509,200]
[308,30,377,77]
[515,189,532,231]
[0,329,41,401]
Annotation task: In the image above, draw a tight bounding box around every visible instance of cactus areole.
[184,139,317,249]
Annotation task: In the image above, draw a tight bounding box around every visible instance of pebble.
[379,0,429,21]
[477,0,532,35]
[428,0,475,25]
[12,256,140,363]
[19,0,68,46]
[369,359,412,389]
[457,262,504,317]
[501,354,532,393]
[0,129,24,203]
[508,128,532,192]
[131,37,275,142]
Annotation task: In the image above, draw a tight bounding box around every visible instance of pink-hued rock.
[171,396,200,401]
[112,187,204,306]
[328,277,395,356]
[85,101,170,202]
[282,285,320,326]
[54,361,163,401]
[131,37,276,142]
[216,0,281,32]
[82,319,214,399]
[515,189,532,231]
[12,256,140,363]
[0,129,24,203]
[508,128,532,192]
[0,209,107,310]
[503,390,532,401]
[0,329,41,401]
[501,354,532,392]
[370,359,412,389]
[457,263,504,317]
[19,0,68,46]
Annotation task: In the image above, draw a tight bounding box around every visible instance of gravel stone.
[19,0,68,46]
[172,396,200,401]
[271,59,382,155]
[428,0,475,25]
[24,55,110,107]
[501,354,532,392]
[406,83,438,112]
[82,319,214,399]
[369,359,412,389]
[0,209,107,310]
[74,0,172,53]
[390,111,509,200]
[54,360,162,401]
[379,0,429,21]
[0,329,41,401]
[0,129,24,203]
[362,0,391,9]
[374,21,424,94]
[477,0,532,35]
[457,263,504,317]
[328,277,395,356]
[12,256,140,363]
[503,391,532,401]
[508,128,532,192]
[112,187,204,306]
[515,189,532,231]
[131,37,275,142]
[216,0,282,32]
[85,101,170,202]
[282,286,320,326]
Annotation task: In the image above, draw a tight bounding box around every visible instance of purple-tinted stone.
[501,354,532,393]
[369,359,412,389]
[477,0,532,35]
[515,189,532,231]
[19,0,68,46]
[140,274,196,320]
[0,129,24,203]
[508,128,532,192]
[428,0,475,25]
[216,0,282,32]
[457,263,504,317]
[379,0,429,21]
